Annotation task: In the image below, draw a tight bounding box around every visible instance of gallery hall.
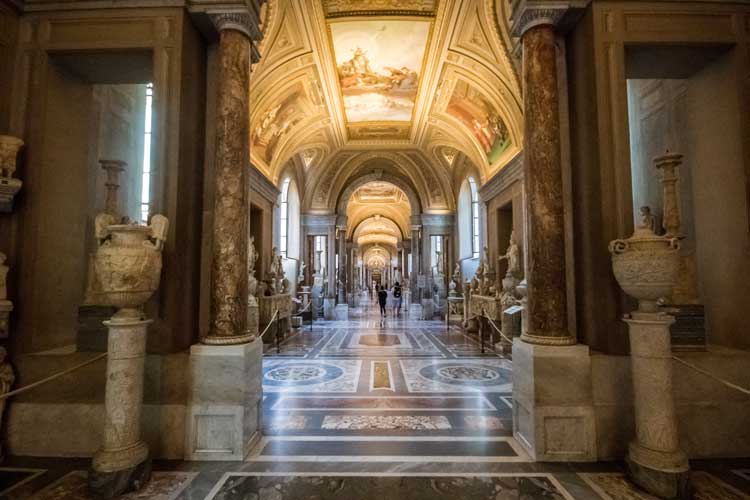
[0,0,748,498]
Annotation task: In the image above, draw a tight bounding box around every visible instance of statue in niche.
[498,231,521,279]
[637,206,657,234]
[269,247,280,277]
[248,237,259,300]
[297,261,306,285]
[435,250,444,276]
[0,346,14,459]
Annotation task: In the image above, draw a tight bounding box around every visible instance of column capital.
[510,1,588,38]
[209,10,260,39]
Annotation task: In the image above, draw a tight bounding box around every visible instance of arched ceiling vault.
[251,0,523,188]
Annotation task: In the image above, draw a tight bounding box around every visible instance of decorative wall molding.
[478,151,523,201]
[510,0,590,37]
[248,163,280,203]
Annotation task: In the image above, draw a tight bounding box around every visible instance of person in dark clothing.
[377,285,388,317]
[392,282,402,317]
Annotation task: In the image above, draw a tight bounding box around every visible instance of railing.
[0,352,108,401]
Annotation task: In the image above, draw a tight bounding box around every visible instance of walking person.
[377,284,388,318]
[392,281,402,317]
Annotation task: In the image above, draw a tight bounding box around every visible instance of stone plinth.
[90,318,152,498]
[512,340,597,461]
[323,298,336,320]
[408,303,423,320]
[420,299,433,320]
[185,338,262,461]
[624,313,690,499]
[335,304,349,320]
[258,294,291,341]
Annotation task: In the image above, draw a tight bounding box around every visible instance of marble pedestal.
[421,299,433,320]
[625,313,690,499]
[512,340,597,461]
[90,317,151,499]
[185,338,262,461]
[408,304,423,320]
[323,298,336,320]
[335,304,349,320]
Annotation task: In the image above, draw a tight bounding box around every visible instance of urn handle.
[608,239,629,255]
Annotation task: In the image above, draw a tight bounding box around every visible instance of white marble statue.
[269,247,280,277]
[297,261,306,284]
[637,205,657,234]
[498,231,521,279]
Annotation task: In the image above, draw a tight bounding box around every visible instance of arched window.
[279,178,291,258]
[468,177,480,258]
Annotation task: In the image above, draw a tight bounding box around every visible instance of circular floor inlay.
[263,363,344,386]
[418,363,509,386]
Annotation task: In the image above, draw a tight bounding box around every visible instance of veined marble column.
[205,14,253,345]
[337,225,347,303]
[410,226,421,303]
[520,23,574,346]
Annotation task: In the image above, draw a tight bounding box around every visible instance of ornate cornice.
[248,163,280,203]
[478,152,523,201]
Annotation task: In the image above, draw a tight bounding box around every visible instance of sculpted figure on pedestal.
[498,231,521,279]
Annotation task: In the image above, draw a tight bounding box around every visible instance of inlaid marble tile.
[321,415,452,430]
[400,358,512,393]
[263,359,362,393]
[268,415,308,431]
[580,471,747,500]
[207,473,572,500]
[29,471,197,500]
[464,415,507,431]
[370,361,393,391]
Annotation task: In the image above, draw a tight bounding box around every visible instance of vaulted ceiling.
[251,0,522,207]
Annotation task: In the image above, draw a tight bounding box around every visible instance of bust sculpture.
[637,206,657,234]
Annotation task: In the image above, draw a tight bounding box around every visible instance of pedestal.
[512,340,597,461]
[335,304,349,320]
[323,298,336,320]
[420,299,433,320]
[90,317,151,498]
[247,298,259,338]
[624,313,690,499]
[408,304,423,320]
[185,338,262,461]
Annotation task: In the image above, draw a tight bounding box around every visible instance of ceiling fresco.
[446,79,512,164]
[330,19,431,123]
[250,0,522,187]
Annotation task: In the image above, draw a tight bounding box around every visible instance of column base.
[512,340,597,461]
[627,442,691,499]
[89,453,151,499]
[335,304,349,320]
[185,339,263,461]
[323,298,336,320]
[201,332,256,345]
[520,330,577,346]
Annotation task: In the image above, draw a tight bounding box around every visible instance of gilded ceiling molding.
[322,0,436,16]
[334,165,423,216]
[347,204,411,240]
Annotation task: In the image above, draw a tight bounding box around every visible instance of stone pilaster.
[410,225,421,303]
[518,18,574,346]
[204,15,253,345]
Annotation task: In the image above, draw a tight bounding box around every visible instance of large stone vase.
[90,216,168,499]
[609,227,690,499]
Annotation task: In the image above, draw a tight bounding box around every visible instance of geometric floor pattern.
[6,302,750,499]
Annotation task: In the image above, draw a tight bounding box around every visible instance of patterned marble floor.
[6,305,750,499]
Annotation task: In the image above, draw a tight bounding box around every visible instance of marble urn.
[609,227,680,313]
[94,216,168,320]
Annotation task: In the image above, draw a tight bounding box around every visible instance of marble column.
[519,23,574,346]
[410,226,421,303]
[205,15,253,345]
[337,225,346,303]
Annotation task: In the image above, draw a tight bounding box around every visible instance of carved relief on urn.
[0,135,24,212]
[609,213,680,314]
[94,214,169,320]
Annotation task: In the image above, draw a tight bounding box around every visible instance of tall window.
[314,235,326,274]
[468,177,480,258]
[279,178,291,257]
[140,83,154,223]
